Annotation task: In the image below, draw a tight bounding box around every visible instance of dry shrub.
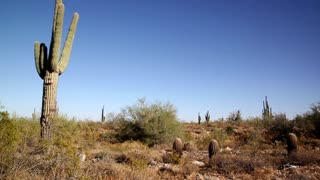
[209,155,262,175]
[162,152,181,164]
[78,121,101,149]
[0,113,20,175]
[183,141,197,152]
[196,128,227,150]
[79,161,126,179]
[115,99,184,147]
[288,150,320,165]
[111,141,157,169]
[80,161,159,180]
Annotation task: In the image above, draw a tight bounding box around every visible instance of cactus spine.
[101,106,106,122]
[262,96,273,120]
[34,0,79,140]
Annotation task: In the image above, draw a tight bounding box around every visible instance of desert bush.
[162,152,181,164]
[197,127,227,150]
[209,155,262,175]
[267,113,294,142]
[0,107,21,175]
[115,99,184,146]
[246,117,265,128]
[287,149,320,165]
[308,102,320,137]
[104,141,155,170]
[16,118,40,150]
[22,116,83,179]
[227,110,242,122]
[78,121,101,149]
[292,102,320,138]
[239,129,265,154]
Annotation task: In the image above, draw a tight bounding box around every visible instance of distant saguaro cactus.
[173,138,184,155]
[262,96,273,120]
[32,108,36,121]
[287,133,298,156]
[205,111,210,123]
[34,0,79,140]
[101,105,106,122]
[208,139,219,159]
[198,112,201,124]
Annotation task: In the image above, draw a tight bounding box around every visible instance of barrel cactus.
[173,137,184,155]
[34,0,79,139]
[287,133,298,156]
[208,139,219,159]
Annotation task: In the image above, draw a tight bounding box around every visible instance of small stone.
[225,147,232,153]
[91,158,99,163]
[195,173,204,180]
[288,166,298,174]
[159,163,172,172]
[79,153,86,162]
[192,160,205,167]
[148,160,157,167]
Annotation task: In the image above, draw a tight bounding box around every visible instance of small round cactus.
[287,133,298,156]
[208,139,219,159]
[173,137,184,155]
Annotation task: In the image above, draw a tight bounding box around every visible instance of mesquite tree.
[34,0,79,139]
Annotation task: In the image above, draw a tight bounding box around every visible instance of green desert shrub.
[227,110,242,122]
[38,116,82,178]
[197,128,227,150]
[0,107,21,174]
[293,102,320,138]
[267,113,293,141]
[308,102,320,137]
[115,98,184,146]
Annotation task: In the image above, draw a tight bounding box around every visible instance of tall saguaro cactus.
[101,106,106,122]
[205,110,210,123]
[34,0,79,139]
[262,96,273,120]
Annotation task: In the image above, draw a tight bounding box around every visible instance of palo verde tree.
[34,0,79,140]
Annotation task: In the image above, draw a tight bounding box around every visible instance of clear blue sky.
[1,0,320,121]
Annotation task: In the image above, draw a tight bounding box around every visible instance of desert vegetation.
[2,1,319,179]
[1,100,320,179]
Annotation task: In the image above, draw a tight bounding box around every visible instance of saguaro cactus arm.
[34,42,48,79]
[49,3,64,72]
[59,13,79,74]
[34,42,41,76]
